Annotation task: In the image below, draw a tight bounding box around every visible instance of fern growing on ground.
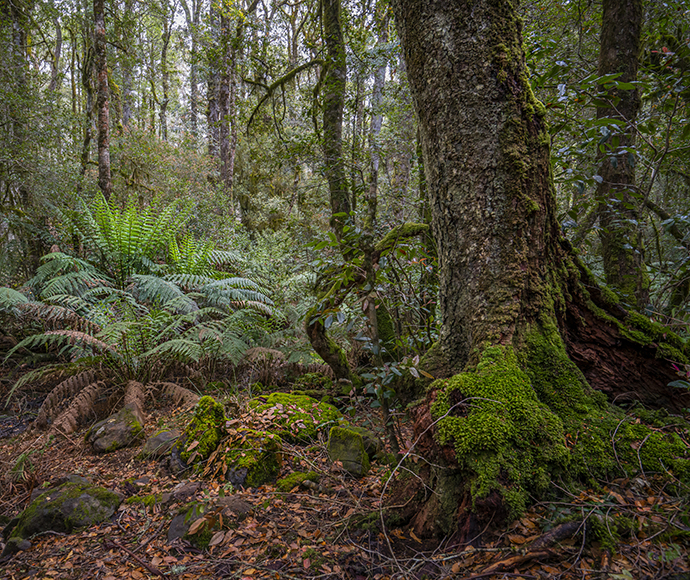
[1,196,276,433]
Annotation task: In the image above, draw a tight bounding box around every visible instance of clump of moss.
[276,471,319,492]
[431,346,569,516]
[125,494,163,507]
[248,393,343,442]
[181,396,226,464]
[223,429,283,487]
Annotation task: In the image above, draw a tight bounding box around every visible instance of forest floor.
[1,389,690,580]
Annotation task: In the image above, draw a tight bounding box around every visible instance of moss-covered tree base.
[390,337,690,540]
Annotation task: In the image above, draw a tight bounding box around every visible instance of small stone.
[142,430,180,458]
[0,537,31,561]
[170,481,201,503]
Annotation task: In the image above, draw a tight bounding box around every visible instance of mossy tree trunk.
[391,0,690,540]
[595,0,648,309]
[94,0,111,201]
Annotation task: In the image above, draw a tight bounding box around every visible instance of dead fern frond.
[152,382,200,407]
[123,380,146,414]
[19,302,102,334]
[45,330,114,352]
[49,380,106,435]
[33,370,99,429]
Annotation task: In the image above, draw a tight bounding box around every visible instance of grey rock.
[86,403,145,453]
[142,430,180,459]
[170,481,201,504]
[0,537,31,561]
[167,501,207,543]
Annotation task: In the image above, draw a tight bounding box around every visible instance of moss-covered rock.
[223,428,283,488]
[248,393,343,442]
[327,426,370,477]
[180,396,226,465]
[6,482,122,543]
[85,403,145,453]
[276,471,319,492]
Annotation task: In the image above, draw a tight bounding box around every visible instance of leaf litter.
[1,399,689,580]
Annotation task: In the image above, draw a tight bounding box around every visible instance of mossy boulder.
[223,428,283,488]
[3,482,122,549]
[341,425,383,459]
[248,393,343,442]
[180,396,226,465]
[327,426,371,477]
[85,403,145,453]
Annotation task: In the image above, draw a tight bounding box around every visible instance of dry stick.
[132,517,169,554]
[105,539,167,578]
[377,399,484,577]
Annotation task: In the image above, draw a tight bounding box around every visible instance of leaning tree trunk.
[595,0,648,309]
[391,0,690,541]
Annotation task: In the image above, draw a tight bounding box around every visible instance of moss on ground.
[248,393,343,442]
[276,471,319,492]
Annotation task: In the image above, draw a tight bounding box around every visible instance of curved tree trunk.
[391,0,690,540]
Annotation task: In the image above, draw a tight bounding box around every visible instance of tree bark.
[391,0,690,540]
[322,0,351,244]
[595,0,648,308]
[94,0,111,200]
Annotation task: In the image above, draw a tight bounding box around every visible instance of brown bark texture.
[94,0,111,200]
[595,0,648,308]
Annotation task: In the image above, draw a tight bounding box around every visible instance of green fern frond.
[40,270,112,299]
[0,287,28,314]
[164,273,217,290]
[129,274,186,306]
[141,339,203,363]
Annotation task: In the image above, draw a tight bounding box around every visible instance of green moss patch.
[181,396,227,464]
[276,471,319,492]
[431,346,568,516]
[222,428,283,488]
[248,393,343,442]
[430,334,690,521]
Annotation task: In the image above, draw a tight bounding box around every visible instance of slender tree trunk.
[219,13,232,200]
[94,0,111,200]
[159,15,171,141]
[207,1,220,157]
[322,0,350,243]
[49,15,62,92]
[595,0,647,308]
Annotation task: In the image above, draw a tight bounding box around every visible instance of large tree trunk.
[391,0,690,540]
[595,0,648,308]
[94,0,111,200]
